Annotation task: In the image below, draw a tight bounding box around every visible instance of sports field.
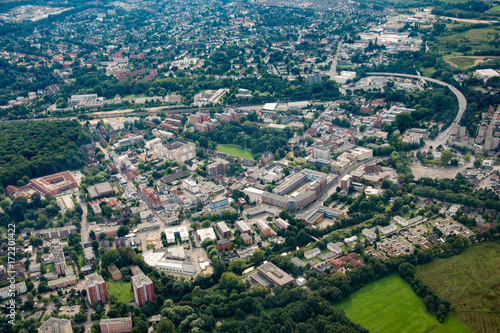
[335,274,470,333]
[216,144,254,159]
[107,279,134,304]
[417,242,500,333]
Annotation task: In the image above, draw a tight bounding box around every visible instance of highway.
[367,72,468,147]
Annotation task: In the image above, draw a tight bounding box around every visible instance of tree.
[157,319,175,333]
[117,226,129,238]
[283,167,290,176]
[440,150,453,166]
[474,159,481,169]
[394,112,412,132]
[219,272,240,292]
[398,262,416,279]
[464,154,471,162]
[11,204,25,222]
[228,259,245,275]
[101,249,120,267]
[251,249,265,265]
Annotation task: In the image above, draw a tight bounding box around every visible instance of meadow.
[437,26,500,52]
[215,144,254,160]
[335,274,470,333]
[417,242,500,333]
[107,279,134,304]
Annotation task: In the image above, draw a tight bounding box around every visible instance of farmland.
[335,274,470,333]
[417,242,500,333]
[216,144,254,160]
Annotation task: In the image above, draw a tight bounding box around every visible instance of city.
[0,0,500,333]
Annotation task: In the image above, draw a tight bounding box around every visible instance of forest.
[0,120,91,186]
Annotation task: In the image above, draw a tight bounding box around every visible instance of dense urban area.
[1,0,500,332]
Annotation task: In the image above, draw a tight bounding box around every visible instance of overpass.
[367,72,467,147]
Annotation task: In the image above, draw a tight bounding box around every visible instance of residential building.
[216,221,231,238]
[0,282,27,299]
[340,175,352,190]
[241,233,252,245]
[304,248,321,259]
[217,239,231,251]
[100,317,132,333]
[52,241,66,275]
[236,220,251,234]
[132,274,155,307]
[206,159,230,176]
[36,225,77,240]
[85,273,108,305]
[256,220,271,236]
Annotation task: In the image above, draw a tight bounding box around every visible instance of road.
[367,72,467,147]
[328,41,342,78]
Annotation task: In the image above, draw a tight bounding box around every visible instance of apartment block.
[85,273,108,305]
[132,274,155,307]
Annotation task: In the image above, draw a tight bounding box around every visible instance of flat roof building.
[100,317,132,333]
[251,262,294,288]
[38,317,72,333]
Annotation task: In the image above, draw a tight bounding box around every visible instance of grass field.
[417,242,500,333]
[216,144,254,160]
[107,279,134,304]
[438,27,500,52]
[335,274,470,333]
[46,263,55,273]
[487,5,500,13]
[447,57,476,67]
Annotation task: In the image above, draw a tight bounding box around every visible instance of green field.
[417,242,500,333]
[215,144,254,160]
[46,263,55,273]
[446,57,476,67]
[335,274,470,333]
[107,279,134,304]
[438,27,500,52]
[487,5,500,13]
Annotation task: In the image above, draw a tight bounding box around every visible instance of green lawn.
[417,242,500,333]
[46,263,55,273]
[216,144,254,160]
[78,254,85,267]
[107,279,134,304]
[335,274,470,333]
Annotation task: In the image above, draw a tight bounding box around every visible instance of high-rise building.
[85,273,108,305]
[132,274,155,307]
